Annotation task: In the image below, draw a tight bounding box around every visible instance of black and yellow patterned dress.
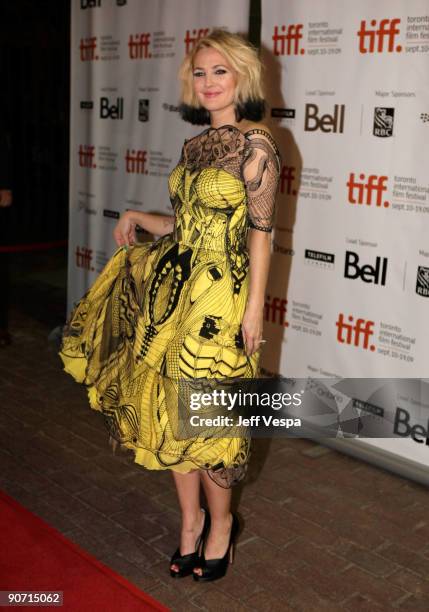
[59,124,281,488]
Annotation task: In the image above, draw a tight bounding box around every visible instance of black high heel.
[169,508,211,578]
[192,511,240,582]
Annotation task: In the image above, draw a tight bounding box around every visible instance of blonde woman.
[59,29,281,582]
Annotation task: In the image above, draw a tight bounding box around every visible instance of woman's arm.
[241,128,281,356]
[113,210,174,247]
[242,230,271,355]
[126,210,174,236]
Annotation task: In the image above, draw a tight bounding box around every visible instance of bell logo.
[344,251,388,285]
[304,104,345,133]
[100,97,124,119]
[264,296,289,327]
[184,29,210,54]
[357,19,402,54]
[80,37,98,61]
[125,150,147,174]
[394,408,429,444]
[346,173,389,208]
[273,24,304,56]
[128,33,151,59]
[336,314,375,351]
[78,145,96,168]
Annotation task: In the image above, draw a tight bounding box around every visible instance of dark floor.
[1,248,429,611]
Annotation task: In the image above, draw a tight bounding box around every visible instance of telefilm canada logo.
[373,107,394,137]
[304,249,335,269]
[271,107,296,121]
[416,266,429,297]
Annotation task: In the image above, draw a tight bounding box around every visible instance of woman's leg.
[170,469,205,573]
[193,470,233,575]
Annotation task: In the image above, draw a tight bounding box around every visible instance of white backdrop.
[68,0,250,312]
[261,0,429,480]
[68,0,429,484]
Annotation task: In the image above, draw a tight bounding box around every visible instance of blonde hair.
[178,29,265,108]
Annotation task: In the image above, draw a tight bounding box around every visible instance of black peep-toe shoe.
[169,508,211,578]
[192,511,240,582]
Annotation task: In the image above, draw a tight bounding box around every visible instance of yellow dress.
[59,124,281,488]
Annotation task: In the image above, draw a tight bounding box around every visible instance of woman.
[59,29,281,582]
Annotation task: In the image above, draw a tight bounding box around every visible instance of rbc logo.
[373,108,394,137]
[416,266,429,297]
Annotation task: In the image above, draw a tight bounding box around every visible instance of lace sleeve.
[242,129,281,232]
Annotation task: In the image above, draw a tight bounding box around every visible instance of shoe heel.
[229,542,234,564]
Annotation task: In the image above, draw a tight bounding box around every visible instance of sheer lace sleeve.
[242,129,281,232]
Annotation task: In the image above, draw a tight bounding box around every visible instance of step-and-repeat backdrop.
[69,0,429,484]
[68,0,249,310]
[261,0,429,480]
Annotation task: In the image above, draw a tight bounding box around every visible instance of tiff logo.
[273,24,305,55]
[264,296,289,327]
[79,145,96,168]
[280,166,297,196]
[336,314,375,351]
[125,149,147,174]
[357,18,402,53]
[184,28,210,54]
[75,246,94,270]
[80,37,98,61]
[346,173,389,208]
[129,33,151,59]
[304,104,345,133]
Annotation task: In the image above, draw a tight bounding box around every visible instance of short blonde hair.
[178,29,265,108]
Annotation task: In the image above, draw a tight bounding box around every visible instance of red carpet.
[0,490,169,611]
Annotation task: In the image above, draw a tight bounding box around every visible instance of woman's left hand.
[242,303,264,356]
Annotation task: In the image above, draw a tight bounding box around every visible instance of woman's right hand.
[113,211,137,247]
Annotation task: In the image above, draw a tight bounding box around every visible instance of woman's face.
[192,47,237,114]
